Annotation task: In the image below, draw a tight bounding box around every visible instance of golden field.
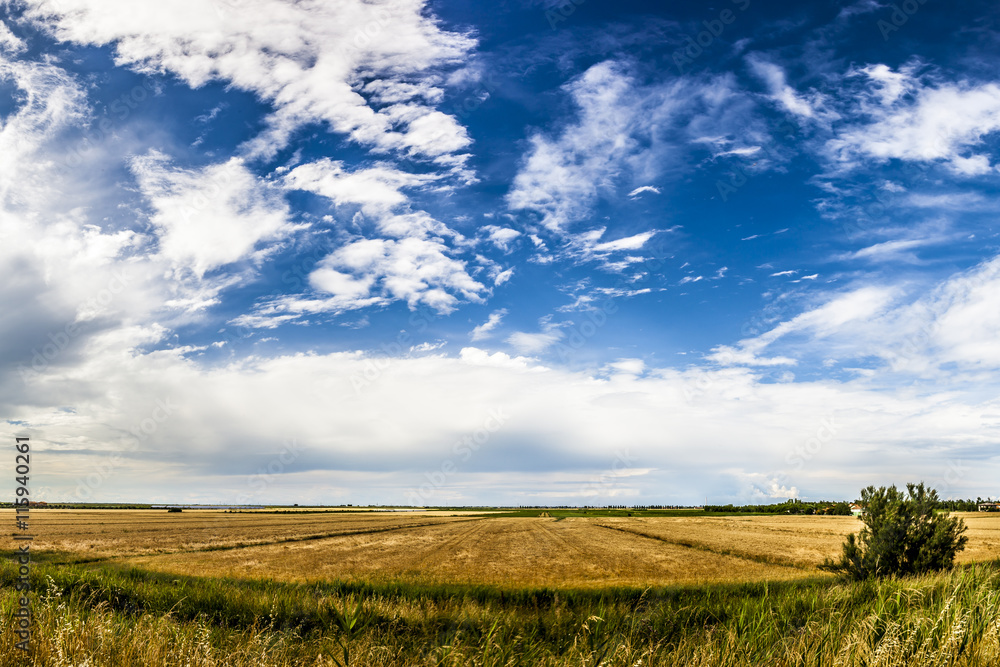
[6,509,1000,666]
[20,509,1000,587]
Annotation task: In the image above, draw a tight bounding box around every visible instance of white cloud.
[237,236,486,325]
[0,20,25,54]
[627,185,660,198]
[272,154,484,324]
[493,268,514,286]
[11,336,1000,504]
[131,152,300,277]
[561,227,661,271]
[506,330,563,355]
[842,238,939,262]
[827,66,1000,174]
[713,145,762,158]
[284,158,437,214]
[284,157,458,243]
[458,346,538,370]
[507,61,743,234]
[747,55,831,121]
[905,192,987,210]
[411,341,446,353]
[756,285,900,347]
[481,225,522,252]
[0,51,88,208]
[721,256,1000,378]
[506,61,639,232]
[470,309,507,341]
[608,358,645,375]
[707,345,797,367]
[315,237,484,312]
[591,230,657,253]
[0,49,250,396]
[20,0,475,161]
[506,316,565,354]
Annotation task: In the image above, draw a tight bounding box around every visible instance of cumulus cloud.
[20,0,475,162]
[236,236,486,325]
[827,65,1000,174]
[131,152,300,277]
[284,158,438,214]
[259,152,485,326]
[481,225,522,252]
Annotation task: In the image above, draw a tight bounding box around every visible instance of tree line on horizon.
[706,497,982,515]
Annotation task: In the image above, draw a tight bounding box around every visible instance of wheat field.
[7,509,1000,665]
[23,509,1000,587]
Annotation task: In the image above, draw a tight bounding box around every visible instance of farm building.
[978,502,1000,512]
[849,503,864,516]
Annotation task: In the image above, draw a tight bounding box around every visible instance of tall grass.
[3,559,1000,665]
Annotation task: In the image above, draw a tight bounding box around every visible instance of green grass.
[5,559,1000,665]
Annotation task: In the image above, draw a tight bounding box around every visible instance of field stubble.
[21,510,1000,587]
[6,510,1000,665]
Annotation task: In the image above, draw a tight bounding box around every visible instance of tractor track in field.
[534,518,590,561]
[593,523,809,571]
[50,519,482,566]
[405,518,490,573]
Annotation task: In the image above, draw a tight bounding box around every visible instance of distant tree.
[829,502,852,516]
[820,482,967,580]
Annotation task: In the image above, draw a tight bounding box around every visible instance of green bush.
[821,482,967,580]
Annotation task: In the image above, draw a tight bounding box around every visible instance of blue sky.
[2,0,1000,505]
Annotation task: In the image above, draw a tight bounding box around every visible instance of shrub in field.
[821,482,967,580]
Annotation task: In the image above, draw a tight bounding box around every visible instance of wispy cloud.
[627,185,661,197]
[470,309,508,341]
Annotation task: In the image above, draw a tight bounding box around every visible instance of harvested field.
[124,516,811,587]
[595,514,859,569]
[21,510,1000,587]
[26,508,469,559]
